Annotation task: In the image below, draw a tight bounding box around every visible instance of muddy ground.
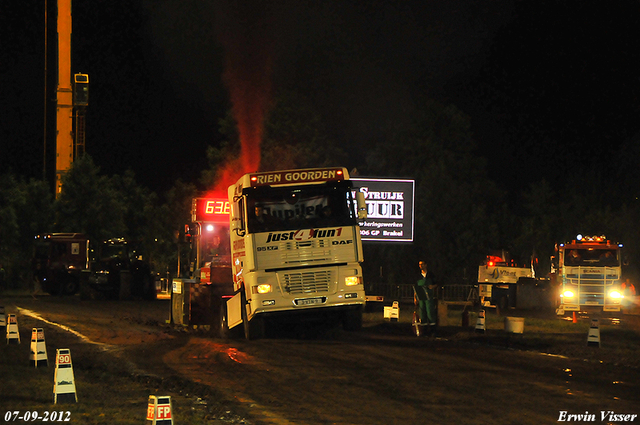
[2,295,640,424]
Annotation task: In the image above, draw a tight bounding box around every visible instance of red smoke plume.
[212,1,275,192]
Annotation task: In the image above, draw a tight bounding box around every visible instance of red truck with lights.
[553,235,624,313]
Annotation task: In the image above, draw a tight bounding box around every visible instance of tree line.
[2,93,639,289]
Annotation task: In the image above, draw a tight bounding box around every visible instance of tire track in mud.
[161,337,300,425]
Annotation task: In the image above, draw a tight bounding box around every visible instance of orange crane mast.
[55,0,73,197]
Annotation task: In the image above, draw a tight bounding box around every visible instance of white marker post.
[6,313,20,344]
[30,328,48,367]
[146,395,174,424]
[54,348,77,403]
[587,318,601,347]
[475,310,486,334]
[0,306,6,331]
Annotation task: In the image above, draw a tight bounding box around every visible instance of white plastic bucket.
[504,317,524,334]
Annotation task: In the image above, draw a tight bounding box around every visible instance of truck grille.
[282,270,332,295]
[281,239,331,264]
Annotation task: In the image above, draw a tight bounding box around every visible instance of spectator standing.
[415,260,438,336]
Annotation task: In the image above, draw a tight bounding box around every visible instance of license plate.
[296,297,324,306]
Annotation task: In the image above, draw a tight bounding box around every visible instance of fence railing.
[366,283,478,304]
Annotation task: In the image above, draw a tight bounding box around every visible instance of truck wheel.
[209,295,222,334]
[343,306,363,331]
[497,296,509,315]
[219,300,230,339]
[62,277,80,295]
[242,291,265,340]
[142,274,156,300]
[45,281,60,296]
[244,313,265,340]
[106,288,119,300]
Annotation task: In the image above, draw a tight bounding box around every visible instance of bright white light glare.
[608,290,623,299]
[345,276,361,286]
[206,224,214,232]
[576,234,583,241]
[562,290,575,298]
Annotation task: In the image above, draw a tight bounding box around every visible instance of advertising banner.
[351,178,415,243]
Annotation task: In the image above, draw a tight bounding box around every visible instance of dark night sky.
[2,0,640,196]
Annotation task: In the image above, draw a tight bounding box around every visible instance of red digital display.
[193,198,230,223]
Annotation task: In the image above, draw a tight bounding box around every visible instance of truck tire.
[118,270,132,301]
[343,306,363,331]
[242,291,265,340]
[220,298,244,339]
[62,276,80,296]
[219,301,230,339]
[497,295,509,315]
[142,274,156,301]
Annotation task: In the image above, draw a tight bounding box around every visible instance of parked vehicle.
[552,234,624,313]
[33,233,89,295]
[86,238,156,300]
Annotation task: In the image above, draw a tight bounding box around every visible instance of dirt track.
[5,295,640,424]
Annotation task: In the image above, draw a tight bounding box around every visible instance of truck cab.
[478,250,533,310]
[222,167,368,339]
[87,238,155,300]
[33,233,89,295]
[555,235,624,313]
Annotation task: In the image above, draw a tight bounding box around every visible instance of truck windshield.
[101,244,128,260]
[564,248,619,267]
[199,225,231,266]
[34,243,50,260]
[245,181,357,233]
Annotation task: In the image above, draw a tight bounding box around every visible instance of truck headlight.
[608,290,623,299]
[562,290,575,298]
[345,276,361,286]
[254,284,272,294]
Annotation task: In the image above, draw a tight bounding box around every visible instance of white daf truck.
[219,167,368,339]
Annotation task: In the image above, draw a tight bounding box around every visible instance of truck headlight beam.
[608,290,623,299]
[345,276,361,286]
[254,284,272,294]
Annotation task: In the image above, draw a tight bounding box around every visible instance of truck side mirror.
[356,192,368,219]
[230,202,245,236]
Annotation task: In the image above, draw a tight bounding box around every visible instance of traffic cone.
[572,311,577,323]
[6,313,20,344]
[0,306,6,331]
[587,318,601,347]
[475,310,486,333]
[146,395,174,424]
[54,349,77,403]
[30,328,48,367]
